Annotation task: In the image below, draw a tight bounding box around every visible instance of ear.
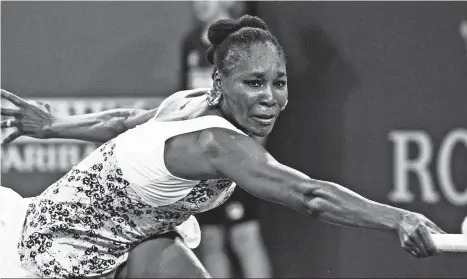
[212,70,222,90]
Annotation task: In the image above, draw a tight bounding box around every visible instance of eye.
[244,80,262,88]
[274,80,287,88]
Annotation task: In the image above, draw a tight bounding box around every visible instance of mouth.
[251,114,276,125]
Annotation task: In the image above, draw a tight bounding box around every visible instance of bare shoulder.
[166,127,266,180]
[156,89,209,120]
[168,88,210,102]
[197,128,257,159]
[165,127,246,180]
[183,88,211,98]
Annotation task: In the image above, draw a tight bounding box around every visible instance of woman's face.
[217,42,288,137]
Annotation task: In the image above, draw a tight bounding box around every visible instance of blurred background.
[2,1,467,278]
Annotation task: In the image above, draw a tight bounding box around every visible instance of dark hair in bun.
[206,15,283,74]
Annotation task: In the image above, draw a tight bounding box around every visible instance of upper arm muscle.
[198,129,315,214]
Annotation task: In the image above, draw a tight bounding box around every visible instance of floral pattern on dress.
[19,140,236,278]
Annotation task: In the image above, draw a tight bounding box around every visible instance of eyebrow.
[251,72,265,78]
[250,71,287,78]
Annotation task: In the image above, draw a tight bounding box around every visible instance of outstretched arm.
[41,108,158,143]
[1,89,157,143]
[198,128,445,258]
[1,89,210,144]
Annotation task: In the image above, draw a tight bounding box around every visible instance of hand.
[397,212,445,258]
[1,89,55,144]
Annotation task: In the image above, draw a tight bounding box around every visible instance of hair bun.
[237,15,268,31]
[207,15,269,46]
[206,15,271,65]
[207,18,240,46]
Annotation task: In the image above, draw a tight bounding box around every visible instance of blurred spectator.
[180,1,272,278]
[461,20,467,55]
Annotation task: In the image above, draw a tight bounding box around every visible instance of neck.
[206,104,265,141]
[204,108,267,146]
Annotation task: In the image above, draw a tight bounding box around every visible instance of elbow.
[99,109,135,138]
[99,122,124,140]
[112,121,127,136]
[298,180,330,218]
[102,115,128,138]
[305,196,326,218]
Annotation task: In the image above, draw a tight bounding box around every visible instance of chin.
[250,125,274,137]
[242,118,276,137]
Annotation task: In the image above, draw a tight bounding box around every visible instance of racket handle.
[431,234,467,252]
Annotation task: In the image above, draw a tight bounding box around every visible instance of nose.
[259,87,277,107]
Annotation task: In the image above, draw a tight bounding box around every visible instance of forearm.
[306,180,410,232]
[202,130,409,233]
[44,109,139,142]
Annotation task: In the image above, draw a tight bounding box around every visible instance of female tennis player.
[1,15,444,278]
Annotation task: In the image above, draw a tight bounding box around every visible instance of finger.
[1,129,22,145]
[427,227,443,235]
[403,244,421,258]
[418,225,441,256]
[1,89,29,107]
[401,235,422,257]
[1,108,21,116]
[425,221,446,234]
[1,119,20,128]
[409,229,429,257]
[404,237,422,256]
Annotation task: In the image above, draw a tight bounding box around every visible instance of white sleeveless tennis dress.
[0,114,246,278]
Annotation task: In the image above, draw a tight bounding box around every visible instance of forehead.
[225,42,286,76]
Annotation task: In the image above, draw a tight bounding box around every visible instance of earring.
[281,100,288,111]
[206,89,222,108]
